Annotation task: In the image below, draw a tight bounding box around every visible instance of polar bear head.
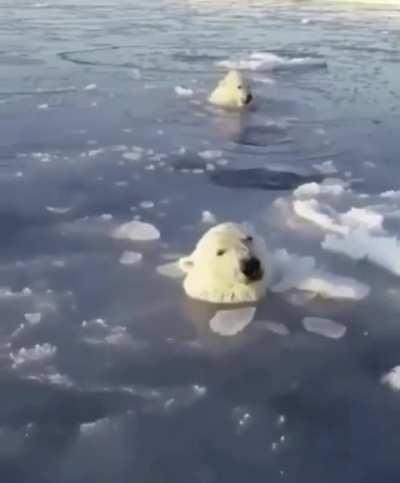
[179,222,268,304]
[208,70,253,110]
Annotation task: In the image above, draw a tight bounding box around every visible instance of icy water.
[1,0,400,482]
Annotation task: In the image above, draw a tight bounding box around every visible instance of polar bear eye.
[217,249,226,256]
[237,85,242,90]
[243,236,253,243]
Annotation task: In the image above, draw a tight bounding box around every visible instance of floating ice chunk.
[322,230,400,276]
[37,103,48,110]
[198,150,222,160]
[24,312,42,325]
[218,52,327,70]
[156,262,184,279]
[271,249,369,300]
[381,366,400,391]
[286,291,316,306]
[10,343,57,368]
[218,52,327,71]
[303,317,346,339]
[174,86,194,97]
[158,383,207,412]
[209,307,256,336]
[254,76,275,85]
[340,208,383,232]
[84,84,97,91]
[104,326,132,346]
[80,418,109,435]
[28,372,73,387]
[0,287,34,298]
[113,220,160,241]
[11,324,26,338]
[296,272,370,300]
[122,151,142,161]
[201,210,216,224]
[88,148,104,157]
[81,318,108,328]
[191,384,207,397]
[301,18,311,24]
[380,190,400,200]
[312,160,337,175]
[232,407,252,432]
[140,201,154,209]
[45,373,73,386]
[293,199,347,234]
[119,250,142,265]
[293,182,344,198]
[278,415,286,425]
[271,249,316,292]
[294,183,322,198]
[45,206,71,214]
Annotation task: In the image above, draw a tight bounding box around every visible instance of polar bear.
[179,222,269,303]
[208,70,253,109]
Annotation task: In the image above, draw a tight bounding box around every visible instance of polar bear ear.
[178,256,195,273]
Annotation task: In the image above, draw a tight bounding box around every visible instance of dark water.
[1,1,400,482]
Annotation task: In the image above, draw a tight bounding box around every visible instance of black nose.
[241,257,262,280]
[245,93,253,104]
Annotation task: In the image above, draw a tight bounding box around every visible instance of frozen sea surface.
[0,0,400,482]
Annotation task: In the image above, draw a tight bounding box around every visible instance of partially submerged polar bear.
[179,222,268,303]
[208,70,253,109]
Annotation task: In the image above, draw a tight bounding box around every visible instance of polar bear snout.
[244,93,253,105]
[240,256,263,281]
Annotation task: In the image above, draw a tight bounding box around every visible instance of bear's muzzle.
[240,257,263,282]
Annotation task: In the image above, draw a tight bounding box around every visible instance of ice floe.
[271,249,370,300]
[209,307,256,336]
[10,343,57,369]
[84,83,97,91]
[45,206,71,214]
[119,250,143,265]
[113,220,160,241]
[156,261,184,279]
[322,230,400,276]
[24,312,42,325]
[175,86,194,97]
[381,366,400,391]
[294,199,347,234]
[201,210,217,224]
[122,151,142,161]
[198,150,222,160]
[217,52,327,71]
[302,317,347,339]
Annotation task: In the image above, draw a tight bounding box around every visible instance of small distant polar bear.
[208,70,253,110]
[179,222,268,304]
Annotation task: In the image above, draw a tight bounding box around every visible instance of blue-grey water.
[1,1,400,482]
